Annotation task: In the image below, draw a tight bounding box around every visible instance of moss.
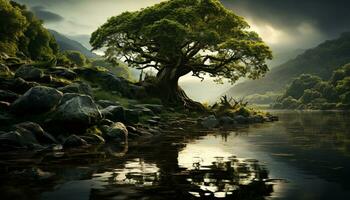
[93,89,131,107]
[85,126,102,136]
[50,77,72,87]
[139,97,162,104]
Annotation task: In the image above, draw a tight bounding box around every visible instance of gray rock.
[100,119,114,126]
[0,63,12,76]
[105,122,128,141]
[48,66,77,80]
[14,122,58,144]
[201,115,219,129]
[0,77,39,94]
[0,90,19,103]
[49,94,102,130]
[219,116,236,126]
[101,106,125,121]
[58,82,92,96]
[15,65,44,81]
[0,131,25,148]
[0,101,10,110]
[234,115,249,124]
[249,115,265,123]
[97,100,120,108]
[11,86,63,114]
[63,135,88,148]
[0,130,43,150]
[81,134,105,145]
[147,119,159,126]
[131,104,164,114]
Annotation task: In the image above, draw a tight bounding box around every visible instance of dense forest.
[274,64,350,110]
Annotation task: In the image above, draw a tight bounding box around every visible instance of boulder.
[0,101,10,110]
[101,106,125,121]
[0,77,39,94]
[200,115,219,129]
[48,67,77,80]
[0,131,25,149]
[130,105,155,116]
[58,82,92,96]
[14,122,58,144]
[15,65,44,81]
[96,100,120,108]
[63,135,88,148]
[0,63,12,76]
[100,119,114,126]
[0,90,19,102]
[234,115,249,124]
[49,94,102,130]
[4,56,26,68]
[104,122,128,141]
[11,86,63,114]
[81,134,105,145]
[0,130,43,150]
[219,116,236,126]
[249,115,265,123]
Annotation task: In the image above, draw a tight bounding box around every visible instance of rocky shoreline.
[0,53,278,153]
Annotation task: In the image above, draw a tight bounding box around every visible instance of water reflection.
[1,111,350,200]
[179,156,273,199]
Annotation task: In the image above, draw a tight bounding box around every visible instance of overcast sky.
[13,0,350,102]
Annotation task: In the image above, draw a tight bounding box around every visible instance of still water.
[1,111,350,200]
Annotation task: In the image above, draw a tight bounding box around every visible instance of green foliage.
[245,92,280,104]
[89,58,132,80]
[62,50,86,67]
[340,92,350,104]
[336,77,350,94]
[285,74,322,99]
[275,63,350,110]
[280,96,301,109]
[90,0,271,84]
[0,0,58,60]
[300,89,322,104]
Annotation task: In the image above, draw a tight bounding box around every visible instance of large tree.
[90,0,272,109]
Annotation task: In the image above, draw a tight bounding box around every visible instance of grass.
[93,89,134,107]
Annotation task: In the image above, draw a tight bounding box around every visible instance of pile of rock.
[0,54,164,151]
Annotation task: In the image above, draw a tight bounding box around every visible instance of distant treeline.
[273,63,350,110]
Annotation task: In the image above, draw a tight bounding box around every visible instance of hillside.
[225,32,350,98]
[49,30,98,58]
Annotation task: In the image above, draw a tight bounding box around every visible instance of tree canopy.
[0,0,58,60]
[90,0,271,84]
[274,63,350,110]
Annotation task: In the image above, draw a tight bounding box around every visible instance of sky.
[13,0,350,102]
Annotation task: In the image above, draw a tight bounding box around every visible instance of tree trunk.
[153,67,205,111]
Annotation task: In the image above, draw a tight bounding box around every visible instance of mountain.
[224,32,350,98]
[68,34,93,50]
[267,48,306,68]
[49,30,98,58]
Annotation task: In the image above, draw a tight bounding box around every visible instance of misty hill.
[225,32,350,97]
[49,30,98,58]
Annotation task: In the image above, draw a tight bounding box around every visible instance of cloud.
[222,0,350,38]
[31,6,64,23]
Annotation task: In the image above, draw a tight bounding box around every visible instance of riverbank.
[0,54,278,154]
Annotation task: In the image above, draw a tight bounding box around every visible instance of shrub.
[300,89,322,104]
[281,96,301,109]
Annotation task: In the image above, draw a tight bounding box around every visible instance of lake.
[1,111,350,200]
